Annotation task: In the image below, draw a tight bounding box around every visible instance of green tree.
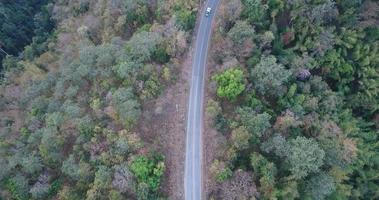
[86,166,112,200]
[126,31,163,62]
[112,87,141,129]
[251,55,291,97]
[175,7,196,31]
[130,155,165,193]
[236,107,271,138]
[21,154,42,174]
[250,152,277,199]
[6,174,30,200]
[124,0,149,26]
[305,172,336,200]
[227,20,255,46]
[39,127,64,166]
[230,126,250,151]
[261,133,288,158]
[30,173,50,199]
[241,0,268,27]
[213,68,246,101]
[287,137,325,179]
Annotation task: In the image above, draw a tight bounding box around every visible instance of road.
[184,0,219,199]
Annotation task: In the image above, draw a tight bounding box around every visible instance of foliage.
[287,137,325,179]
[215,167,232,183]
[0,0,189,198]
[126,31,163,62]
[0,0,54,70]
[241,0,269,27]
[124,0,149,27]
[227,20,255,46]
[305,172,336,200]
[213,68,246,101]
[250,152,277,199]
[175,7,196,31]
[236,107,271,138]
[5,174,30,200]
[218,170,258,199]
[130,154,165,198]
[230,126,250,151]
[251,55,292,97]
[111,87,141,129]
[208,1,378,198]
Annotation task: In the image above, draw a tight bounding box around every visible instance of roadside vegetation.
[0,0,199,199]
[207,0,378,199]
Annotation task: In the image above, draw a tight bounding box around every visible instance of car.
[205,7,212,17]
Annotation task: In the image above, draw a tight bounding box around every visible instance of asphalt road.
[184,0,219,199]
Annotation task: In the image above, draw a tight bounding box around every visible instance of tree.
[251,55,291,97]
[219,0,242,31]
[114,133,129,156]
[124,0,149,27]
[236,107,271,138]
[111,87,141,129]
[30,172,50,199]
[0,158,10,181]
[175,7,196,31]
[213,68,246,101]
[5,174,30,200]
[230,126,250,151]
[261,134,288,158]
[206,99,222,120]
[152,46,170,64]
[113,59,142,80]
[307,0,338,25]
[21,154,42,174]
[218,170,259,199]
[57,186,81,200]
[126,31,162,62]
[287,137,325,179]
[61,155,80,181]
[227,20,255,46]
[39,127,64,166]
[61,154,92,185]
[250,153,277,199]
[241,0,268,27]
[130,155,165,193]
[62,100,81,118]
[305,172,336,200]
[86,166,112,200]
[112,162,135,193]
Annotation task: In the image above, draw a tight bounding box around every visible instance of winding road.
[184,0,219,199]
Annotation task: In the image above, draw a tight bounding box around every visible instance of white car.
[205,7,212,17]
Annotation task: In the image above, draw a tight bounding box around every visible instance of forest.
[0,0,55,72]
[207,0,378,199]
[0,0,198,199]
[0,0,378,199]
